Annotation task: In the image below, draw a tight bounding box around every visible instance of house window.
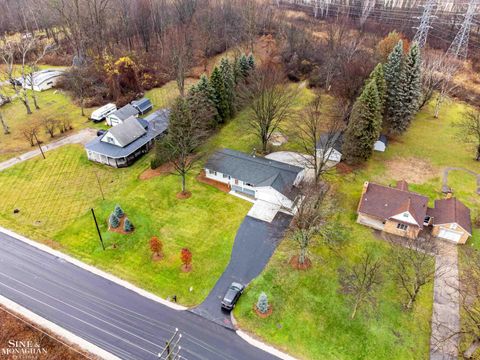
[396,223,408,231]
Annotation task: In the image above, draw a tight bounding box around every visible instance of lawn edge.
[236,329,299,360]
[0,226,187,311]
[0,294,120,360]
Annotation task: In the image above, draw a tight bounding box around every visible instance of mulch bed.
[289,255,312,270]
[336,162,353,174]
[152,253,164,262]
[139,162,174,180]
[254,304,273,318]
[108,215,134,235]
[176,191,192,199]
[196,170,230,193]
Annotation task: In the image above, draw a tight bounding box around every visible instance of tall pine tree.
[210,66,229,123]
[342,80,382,164]
[391,42,422,134]
[219,58,235,119]
[383,40,404,134]
[188,74,219,127]
[247,53,255,69]
[368,63,387,114]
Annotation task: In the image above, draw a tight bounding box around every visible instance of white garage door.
[438,228,462,242]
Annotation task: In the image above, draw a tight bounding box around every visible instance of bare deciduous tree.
[20,121,40,147]
[340,249,382,319]
[389,237,438,310]
[0,112,10,135]
[242,66,297,153]
[453,109,480,161]
[42,117,58,138]
[295,94,344,183]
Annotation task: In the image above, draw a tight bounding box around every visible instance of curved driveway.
[191,213,292,328]
[0,231,283,360]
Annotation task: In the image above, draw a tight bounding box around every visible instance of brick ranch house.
[357,180,472,244]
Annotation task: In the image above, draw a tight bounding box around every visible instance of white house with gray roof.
[205,148,305,212]
[106,104,139,126]
[85,109,169,167]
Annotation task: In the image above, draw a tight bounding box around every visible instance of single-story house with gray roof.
[106,104,139,126]
[85,109,169,167]
[205,148,305,211]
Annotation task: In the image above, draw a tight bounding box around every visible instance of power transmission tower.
[158,328,183,360]
[413,0,437,48]
[446,0,478,59]
[360,0,376,26]
[312,0,330,18]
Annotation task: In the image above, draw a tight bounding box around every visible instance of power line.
[413,0,437,48]
[447,0,479,58]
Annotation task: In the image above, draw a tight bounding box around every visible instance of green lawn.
[0,144,250,306]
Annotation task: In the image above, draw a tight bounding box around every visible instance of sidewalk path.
[430,241,460,360]
[442,167,480,195]
[0,128,97,172]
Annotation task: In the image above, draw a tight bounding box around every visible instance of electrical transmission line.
[447,0,478,59]
[360,0,376,25]
[413,0,437,48]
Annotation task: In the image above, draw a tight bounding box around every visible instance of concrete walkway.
[430,241,460,360]
[442,167,480,194]
[0,128,97,171]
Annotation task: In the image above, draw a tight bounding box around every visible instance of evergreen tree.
[256,292,269,314]
[238,54,251,79]
[210,66,229,123]
[342,80,382,164]
[123,217,134,232]
[247,53,255,70]
[109,213,120,228]
[219,58,235,118]
[114,204,124,218]
[391,42,422,134]
[368,63,387,113]
[188,74,219,127]
[383,40,404,131]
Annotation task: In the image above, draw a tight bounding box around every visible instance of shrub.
[109,213,120,228]
[256,292,269,314]
[150,236,163,255]
[114,204,124,218]
[180,248,192,267]
[123,217,134,232]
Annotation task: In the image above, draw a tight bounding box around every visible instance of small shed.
[106,104,139,127]
[374,135,388,152]
[131,97,153,115]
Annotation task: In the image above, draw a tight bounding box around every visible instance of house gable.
[100,132,121,146]
[390,211,419,226]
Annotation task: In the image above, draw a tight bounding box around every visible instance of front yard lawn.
[0,144,250,306]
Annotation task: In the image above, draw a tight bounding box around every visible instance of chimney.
[361,181,369,196]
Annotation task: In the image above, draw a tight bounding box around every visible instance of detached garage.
[429,198,472,244]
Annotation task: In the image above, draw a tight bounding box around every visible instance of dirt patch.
[152,253,164,262]
[108,215,134,235]
[140,162,174,180]
[181,264,192,273]
[254,304,273,318]
[384,157,438,184]
[197,170,230,193]
[336,162,353,174]
[176,191,192,199]
[289,255,312,270]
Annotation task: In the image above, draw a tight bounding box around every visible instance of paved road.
[0,128,97,171]
[0,231,282,360]
[191,214,291,328]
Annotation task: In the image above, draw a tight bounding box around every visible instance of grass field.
[0,144,250,306]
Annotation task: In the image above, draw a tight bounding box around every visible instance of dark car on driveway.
[221,282,244,311]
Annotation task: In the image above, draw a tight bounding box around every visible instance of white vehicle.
[90,103,117,123]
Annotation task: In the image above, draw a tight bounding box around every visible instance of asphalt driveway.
[191,213,292,328]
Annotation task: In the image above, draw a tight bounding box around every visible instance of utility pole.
[33,131,45,159]
[446,0,478,59]
[158,328,183,360]
[413,0,437,48]
[91,208,105,250]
